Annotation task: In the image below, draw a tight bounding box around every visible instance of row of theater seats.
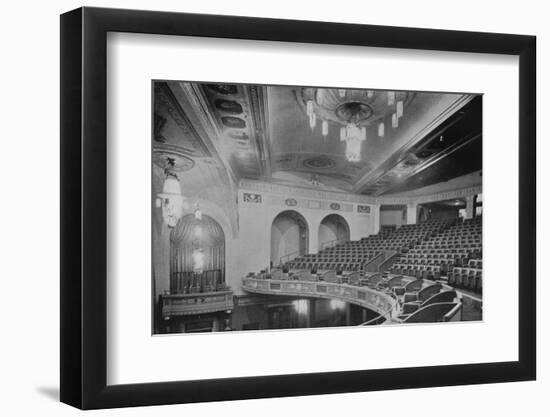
[364,276,462,323]
[249,269,376,287]
[389,217,482,293]
[448,259,483,292]
[248,269,413,294]
[389,264,442,280]
[249,268,463,323]
[285,219,452,273]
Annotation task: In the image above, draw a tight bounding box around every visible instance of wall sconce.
[155,157,185,228]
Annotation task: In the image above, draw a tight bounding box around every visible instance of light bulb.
[306,99,313,116]
[396,100,404,118]
[388,91,395,106]
[309,113,316,129]
[392,113,398,128]
[378,122,385,137]
[322,120,329,136]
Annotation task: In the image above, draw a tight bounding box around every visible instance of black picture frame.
[60,6,536,410]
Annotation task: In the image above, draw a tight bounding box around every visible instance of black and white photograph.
[152,81,483,334]
[0,0,545,413]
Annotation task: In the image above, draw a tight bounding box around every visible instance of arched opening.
[318,214,350,250]
[271,210,309,267]
[169,213,226,294]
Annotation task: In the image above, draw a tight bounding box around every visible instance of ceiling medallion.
[153,144,195,172]
[303,156,336,170]
[285,198,298,207]
[299,88,414,162]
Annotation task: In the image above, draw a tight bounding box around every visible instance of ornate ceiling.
[153,81,481,196]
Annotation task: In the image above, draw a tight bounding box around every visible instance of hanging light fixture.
[321,120,329,136]
[387,91,395,106]
[392,113,399,128]
[306,99,314,116]
[309,112,317,130]
[306,99,317,130]
[396,100,404,118]
[155,157,185,228]
[378,122,385,138]
[340,123,366,162]
[302,88,410,163]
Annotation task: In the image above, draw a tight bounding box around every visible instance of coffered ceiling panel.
[153,81,481,196]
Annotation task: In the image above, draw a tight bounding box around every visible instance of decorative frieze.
[239,179,482,207]
[243,193,262,203]
[239,179,376,204]
[269,195,353,212]
[357,205,371,214]
[415,185,482,204]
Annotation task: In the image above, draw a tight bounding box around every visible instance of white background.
[0,0,546,416]
[108,33,517,385]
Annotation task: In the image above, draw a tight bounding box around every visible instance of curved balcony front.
[242,277,398,318]
[160,290,234,318]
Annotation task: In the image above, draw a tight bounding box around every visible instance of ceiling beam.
[174,82,240,187]
[373,132,481,196]
[352,94,475,194]
[245,85,272,180]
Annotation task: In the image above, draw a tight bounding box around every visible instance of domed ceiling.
[153,81,481,196]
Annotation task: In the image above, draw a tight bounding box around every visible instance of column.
[465,195,476,219]
[372,204,381,235]
[308,222,319,254]
[406,203,418,225]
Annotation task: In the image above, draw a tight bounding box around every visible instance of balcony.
[242,277,398,318]
[160,290,234,318]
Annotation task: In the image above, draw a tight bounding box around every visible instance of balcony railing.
[242,277,398,318]
[160,290,234,318]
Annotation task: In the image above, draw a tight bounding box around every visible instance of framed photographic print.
[60,6,536,410]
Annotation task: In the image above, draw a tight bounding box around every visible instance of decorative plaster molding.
[243,193,262,203]
[353,94,475,194]
[239,179,377,204]
[154,83,211,158]
[414,185,482,204]
[268,195,353,212]
[239,179,481,208]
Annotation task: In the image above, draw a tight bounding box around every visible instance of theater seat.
[347,271,361,286]
[400,302,462,323]
[387,275,404,289]
[321,270,338,283]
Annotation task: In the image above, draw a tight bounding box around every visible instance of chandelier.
[340,124,366,162]
[302,88,410,162]
[155,157,186,228]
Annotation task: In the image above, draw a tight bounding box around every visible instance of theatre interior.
[152,81,483,334]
